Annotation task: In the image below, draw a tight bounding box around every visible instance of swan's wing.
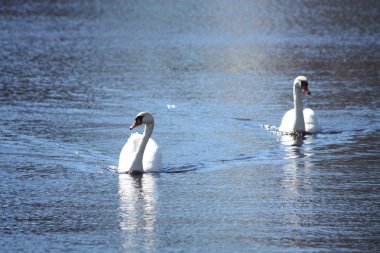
[118,133,143,173]
[143,138,162,173]
[303,108,322,133]
[279,109,295,133]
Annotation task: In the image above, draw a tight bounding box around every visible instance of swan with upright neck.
[118,112,162,174]
[278,76,321,135]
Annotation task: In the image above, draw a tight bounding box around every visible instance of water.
[1,0,379,252]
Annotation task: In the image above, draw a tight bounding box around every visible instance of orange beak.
[129,118,142,130]
[302,86,311,95]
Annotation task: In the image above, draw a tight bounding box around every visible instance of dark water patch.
[164,164,200,173]
[231,117,252,122]
[220,153,256,163]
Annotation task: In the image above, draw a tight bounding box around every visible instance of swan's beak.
[302,86,311,95]
[129,119,142,130]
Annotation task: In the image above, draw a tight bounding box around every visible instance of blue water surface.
[1,1,379,252]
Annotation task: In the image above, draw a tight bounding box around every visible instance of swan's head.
[294,76,311,95]
[130,112,154,130]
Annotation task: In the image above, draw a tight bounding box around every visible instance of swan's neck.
[293,87,305,132]
[130,122,154,173]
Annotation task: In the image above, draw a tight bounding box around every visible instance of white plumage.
[279,108,321,133]
[279,76,321,134]
[118,112,162,174]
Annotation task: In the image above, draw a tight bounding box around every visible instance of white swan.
[279,76,321,135]
[118,112,162,174]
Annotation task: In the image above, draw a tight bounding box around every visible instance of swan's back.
[278,109,296,133]
[304,108,322,133]
[143,138,162,172]
[279,108,321,134]
[118,133,162,173]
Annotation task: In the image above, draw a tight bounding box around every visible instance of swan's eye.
[135,115,144,122]
[300,81,308,88]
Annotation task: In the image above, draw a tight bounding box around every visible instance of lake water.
[1,0,379,252]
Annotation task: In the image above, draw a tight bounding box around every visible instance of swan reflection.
[281,159,314,228]
[278,134,315,159]
[118,173,157,250]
